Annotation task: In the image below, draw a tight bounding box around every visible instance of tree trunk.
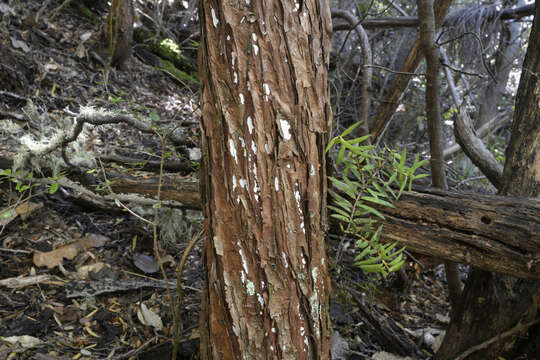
[417,0,462,311]
[105,0,134,69]
[436,3,540,359]
[198,1,333,359]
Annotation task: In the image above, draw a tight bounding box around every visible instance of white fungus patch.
[210,8,219,27]
[310,293,321,338]
[233,72,238,84]
[247,80,251,91]
[310,164,315,176]
[312,267,318,283]
[263,83,270,101]
[247,116,254,134]
[279,119,291,140]
[253,44,259,56]
[246,280,255,295]
[274,177,279,191]
[257,293,265,307]
[281,252,288,268]
[270,346,274,351]
[239,137,247,156]
[239,178,247,188]
[231,51,236,67]
[229,139,238,164]
[271,327,276,333]
[265,143,270,154]
[251,140,257,154]
[232,175,237,190]
[241,270,246,283]
[227,35,231,41]
[239,249,249,274]
[252,33,257,42]
[239,93,244,104]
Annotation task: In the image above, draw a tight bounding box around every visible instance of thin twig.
[365,64,423,76]
[172,229,203,359]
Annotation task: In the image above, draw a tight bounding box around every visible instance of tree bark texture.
[105,0,134,69]
[198,1,333,359]
[417,0,462,311]
[375,188,540,280]
[437,3,540,358]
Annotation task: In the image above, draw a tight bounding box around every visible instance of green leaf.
[357,204,385,219]
[354,247,376,261]
[359,263,384,273]
[328,205,350,218]
[330,213,351,223]
[329,177,356,199]
[49,182,59,194]
[389,259,405,272]
[341,121,362,137]
[355,256,381,266]
[361,196,394,208]
[325,137,339,152]
[337,145,346,165]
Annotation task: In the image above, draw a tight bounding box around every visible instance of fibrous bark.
[198,1,333,359]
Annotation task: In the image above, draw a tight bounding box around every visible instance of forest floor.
[0,1,452,359]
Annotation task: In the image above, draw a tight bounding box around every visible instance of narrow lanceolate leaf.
[355,246,376,261]
[355,256,381,266]
[330,213,351,223]
[337,145,346,165]
[357,204,385,220]
[340,121,362,137]
[361,196,394,208]
[389,259,405,272]
[328,189,352,207]
[359,263,384,273]
[329,177,356,199]
[328,205,350,219]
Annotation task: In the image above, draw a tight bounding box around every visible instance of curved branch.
[440,49,503,190]
[331,10,373,137]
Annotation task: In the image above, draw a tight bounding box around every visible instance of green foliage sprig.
[326,121,428,277]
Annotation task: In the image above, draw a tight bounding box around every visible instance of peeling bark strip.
[198,1,332,359]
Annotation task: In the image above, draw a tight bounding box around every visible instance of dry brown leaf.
[0,274,52,288]
[76,261,106,279]
[137,302,163,330]
[33,234,109,268]
[15,201,43,220]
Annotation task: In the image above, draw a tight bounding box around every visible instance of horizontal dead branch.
[332,4,535,30]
